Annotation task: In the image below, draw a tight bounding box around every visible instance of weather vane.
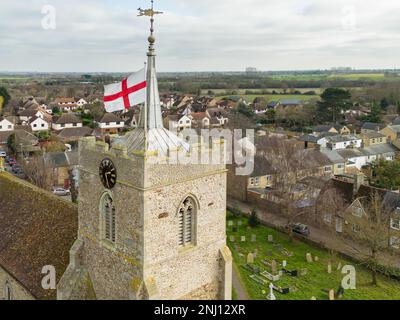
[138,0,163,36]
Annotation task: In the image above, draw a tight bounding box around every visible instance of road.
[228,198,400,270]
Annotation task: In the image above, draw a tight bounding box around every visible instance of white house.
[0,117,14,132]
[168,115,192,131]
[76,99,88,107]
[96,113,125,134]
[29,117,49,132]
[52,114,83,131]
[325,135,362,150]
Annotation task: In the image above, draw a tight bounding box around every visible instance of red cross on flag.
[103,68,146,112]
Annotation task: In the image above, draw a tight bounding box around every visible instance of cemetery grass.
[227,212,400,300]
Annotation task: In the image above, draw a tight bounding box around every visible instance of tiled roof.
[0,173,78,299]
[54,113,81,125]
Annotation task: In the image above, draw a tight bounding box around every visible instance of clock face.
[99,158,117,189]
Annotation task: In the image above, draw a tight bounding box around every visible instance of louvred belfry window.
[102,194,116,243]
[178,197,196,247]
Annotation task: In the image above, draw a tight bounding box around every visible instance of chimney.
[353,172,364,194]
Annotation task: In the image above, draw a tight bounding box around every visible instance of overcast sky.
[1,0,400,72]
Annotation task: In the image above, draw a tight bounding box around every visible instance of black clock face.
[99,158,117,189]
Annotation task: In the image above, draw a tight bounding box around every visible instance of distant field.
[328,73,386,80]
[202,88,324,95]
[216,94,320,103]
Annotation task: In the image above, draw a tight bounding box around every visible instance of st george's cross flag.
[103,68,146,112]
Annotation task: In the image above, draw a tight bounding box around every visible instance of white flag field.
[103,68,146,112]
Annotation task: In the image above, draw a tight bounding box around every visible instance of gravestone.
[238,221,242,226]
[329,289,335,301]
[268,235,274,242]
[271,260,278,273]
[311,296,317,300]
[327,263,332,274]
[314,256,319,262]
[251,234,257,242]
[247,253,254,264]
[253,249,258,258]
[337,262,342,270]
[306,253,313,263]
[282,260,287,268]
[267,283,276,301]
[228,221,233,227]
[241,236,246,242]
[229,236,235,242]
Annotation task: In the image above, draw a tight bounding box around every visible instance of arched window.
[100,193,116,243]
[178,197,196,247]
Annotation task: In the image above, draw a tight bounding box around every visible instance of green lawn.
[227,213,400,300]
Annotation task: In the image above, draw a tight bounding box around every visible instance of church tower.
[57,3,232,300]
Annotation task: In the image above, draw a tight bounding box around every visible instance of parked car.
[0,150,6,157]
[292,223,310,237]
[8,159,17,166]
[53,188,71,196]
[11,165,22,174]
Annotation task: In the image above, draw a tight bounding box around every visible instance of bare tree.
[265,137,321,241]
[20,156,51,190]
[344,191,393,286]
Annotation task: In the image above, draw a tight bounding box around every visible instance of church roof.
[0,173,78,299]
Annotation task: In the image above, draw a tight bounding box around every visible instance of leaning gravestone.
[251,234,257,242]
[329,289,335,301]
[241,236,246,242]
[327,263,332,274]
[228,221,234,227]
[314,256,319,262]
[271,260,278,273]
[306,253,313,263]
[247,253,254,264]
[229,236,235,242]
[268,235,274,242]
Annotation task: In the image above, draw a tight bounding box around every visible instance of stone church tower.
[57,10,232,300]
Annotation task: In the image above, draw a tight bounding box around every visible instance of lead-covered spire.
[138,0,164,130]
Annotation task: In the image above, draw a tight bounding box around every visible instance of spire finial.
[138,0,163,50]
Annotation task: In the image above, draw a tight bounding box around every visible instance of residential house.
[96,113,125,134]
[56,98,78,112]
[318,177,400,251]
[190,112,210,128]
[361,122,385,134]
[381,125,400,143]
[0,117,14,132]
[44,151,79,188]
[267,101,280,110]
[168,114,192,131]
[206,108,229,127]
[325,135,362,150]
[299,132,336,149]
[277,99,303,110]
[19,105,52,124]
[361,144,397,163]
[252,103,268,114]
[29,116,49,132]
[319,148,346,175]
[361,131,387,147]
[337,148,367,170]
[52,114,83,131]
[313,124,351,136]
[57,127,93,142]
[76,99,88,108]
